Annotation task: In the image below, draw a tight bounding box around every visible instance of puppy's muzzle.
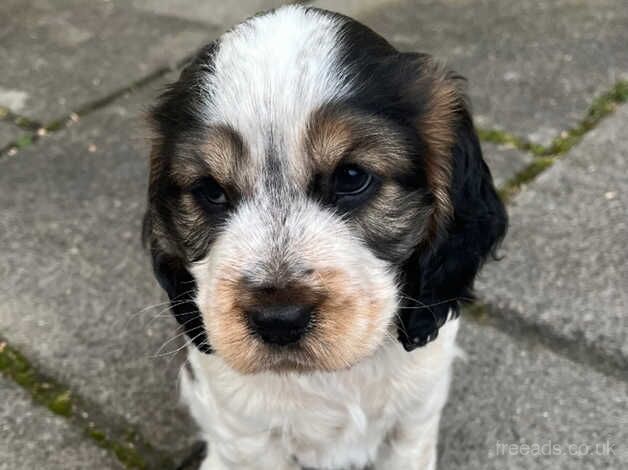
[247,303,313,345]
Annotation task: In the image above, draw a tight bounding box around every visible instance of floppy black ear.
[149,249,212,353]
[141,140,212,353]
[398,105,508,351]
[140,42,223,354]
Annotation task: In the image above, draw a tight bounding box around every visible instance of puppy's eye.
[191,176,228,206]
[333,165,372,196]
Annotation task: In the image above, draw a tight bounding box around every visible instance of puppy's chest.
[185,350,411,468]
[267,377,395,464]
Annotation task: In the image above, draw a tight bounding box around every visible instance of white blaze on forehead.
[202,6,353,166]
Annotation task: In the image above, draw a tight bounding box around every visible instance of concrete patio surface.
[1,1,626,469]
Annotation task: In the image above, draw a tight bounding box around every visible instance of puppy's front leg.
[374,411,442,470]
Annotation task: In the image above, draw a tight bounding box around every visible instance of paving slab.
[132,0,289,28]
[477,104,628,372]
[0,79,199,456]
[0,0,221,123]
[0,375,123,470]
[314,0,628,146]
[482,142,533,189]
[0,121,21,149]
[439,319,628,470]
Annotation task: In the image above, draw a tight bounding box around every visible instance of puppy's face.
[186,108,425,373]
[144,7,507,373]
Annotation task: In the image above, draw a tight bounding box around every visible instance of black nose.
[247,304,313,345]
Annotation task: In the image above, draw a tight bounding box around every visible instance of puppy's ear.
[150,249,212,353]
[140,43,220,354]
[397,56,508,351]
[142,143,212,354]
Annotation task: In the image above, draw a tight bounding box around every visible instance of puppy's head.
[143,6,507,373]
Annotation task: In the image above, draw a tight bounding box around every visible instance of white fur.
[182,319,459,469]
[201,6,353,174]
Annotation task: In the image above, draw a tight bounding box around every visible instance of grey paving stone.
[132,0,289,28]
[477,104,628,372]
[0,0,219,123]
[0,121,21,149]
[482,143,533,189]
[439,319,628,470]
[0,80,198,455]
[0,376,123,470]
[314,0,628,146]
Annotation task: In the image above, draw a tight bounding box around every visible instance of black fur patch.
[397,107,507,350]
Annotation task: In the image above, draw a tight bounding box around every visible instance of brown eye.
[333,165,373,196]
[191,176,228,206]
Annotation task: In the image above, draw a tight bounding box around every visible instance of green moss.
[0,339,171,470]
[477,128,545,156]
[111,442,148,470]
[14,116,38,129]
[15,134,34,149]
[542,80,628,156]
[49,390,73,416]
[87,428,107,443]
[0,107,41,130]
[0,341,74,418]
[463,302,490,323]
[498,156,555,202]
[479,80,628,161]
[44,119,67,132]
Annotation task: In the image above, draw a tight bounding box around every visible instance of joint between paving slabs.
[0,106,43,131]
[0,338,176,470]
[484,79,628,202]
[464,304,628,384]
[0,56,195,158]
[467,81,628,376]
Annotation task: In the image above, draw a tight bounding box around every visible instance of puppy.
[143,5,507,469]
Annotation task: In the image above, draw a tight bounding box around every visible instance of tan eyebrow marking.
[305,105,414,177]
[169,125,246,188]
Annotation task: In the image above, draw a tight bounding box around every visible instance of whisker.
[151,330,191,358]
[153,330,207,359]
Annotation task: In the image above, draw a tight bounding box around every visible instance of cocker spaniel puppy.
[143,5,506,470]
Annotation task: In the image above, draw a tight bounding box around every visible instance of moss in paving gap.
[15,134,33,149]
[464,80,628,381]
[544,80,628,156]
[0,340,73,417]
[463,302,490,324]
[0,106,42,131]
[487,80,628,202]
[479,80,628,157]
[477,127,546,156]
[46,62,178,133]
[1,60,185,159]
[0,338,175,470]
[498,156,556,203]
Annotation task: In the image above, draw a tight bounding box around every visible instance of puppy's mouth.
[260,346,321,373]
[248,337,352,374]
[196,253,397,374]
